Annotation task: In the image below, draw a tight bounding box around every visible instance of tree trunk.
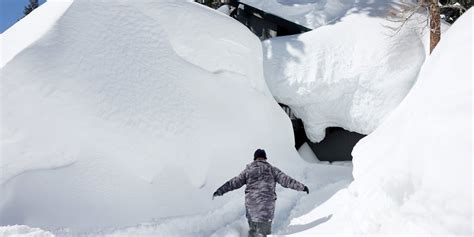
[429,0,441,54]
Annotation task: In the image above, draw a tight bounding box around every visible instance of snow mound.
[262,4,431,142]
[289,9,473,235]
[140,1,270,94]
[0,0,301,232]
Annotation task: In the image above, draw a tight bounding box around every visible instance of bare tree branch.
[384,1,427,37]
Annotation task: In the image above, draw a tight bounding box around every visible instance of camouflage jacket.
[215,160,306,222]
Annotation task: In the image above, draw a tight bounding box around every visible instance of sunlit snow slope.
[262,0,438,142]
[0,0,302,231]
[287,9,473,236]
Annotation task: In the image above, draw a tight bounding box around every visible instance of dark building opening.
[227,0,311,40]
[280,104,366,162]
[308,127,366,162]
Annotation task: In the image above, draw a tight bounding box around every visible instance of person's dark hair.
[254,149,267,160]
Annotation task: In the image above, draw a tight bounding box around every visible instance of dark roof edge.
[228,0,312,32]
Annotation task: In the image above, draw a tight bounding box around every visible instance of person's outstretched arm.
[272,167,308,193]
[213,169,247,198]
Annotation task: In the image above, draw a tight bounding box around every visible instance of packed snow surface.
[286,9,473,235]
[0,164,353,236]
[0,0,297,232]
[262,1,437,142]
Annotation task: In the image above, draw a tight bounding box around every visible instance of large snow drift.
[288,9,473,235]
[0,0,301,231]
[262,1,434,142]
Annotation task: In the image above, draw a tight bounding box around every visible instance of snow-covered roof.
[240,0,408,30]
[239,0,353,29]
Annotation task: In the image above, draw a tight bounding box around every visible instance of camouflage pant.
[248,220,272,237]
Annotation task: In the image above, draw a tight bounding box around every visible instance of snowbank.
[288,9,473,235]
[262,2,431,142]
[0,0,301,232]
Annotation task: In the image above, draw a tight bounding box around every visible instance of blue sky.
[1,0,46,33]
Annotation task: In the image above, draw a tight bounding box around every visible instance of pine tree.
[23,0,39,17]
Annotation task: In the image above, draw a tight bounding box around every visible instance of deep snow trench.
[58,163,353,237]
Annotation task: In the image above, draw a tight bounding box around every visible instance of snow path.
[49,164,352,237]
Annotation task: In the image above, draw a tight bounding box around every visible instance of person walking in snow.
[213,149,309,237]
